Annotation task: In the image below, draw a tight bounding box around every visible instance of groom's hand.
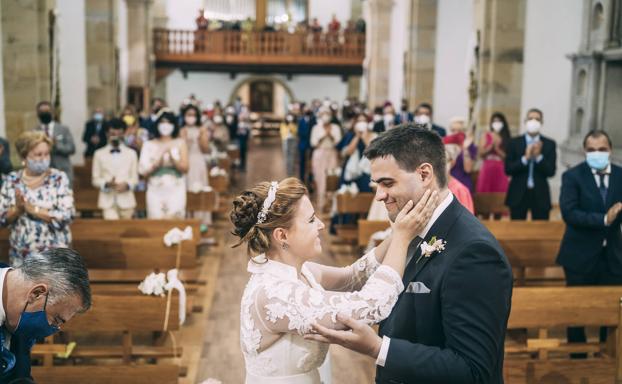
[304,314,382,359]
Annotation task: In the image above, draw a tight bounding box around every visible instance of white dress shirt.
[376,192,454,367]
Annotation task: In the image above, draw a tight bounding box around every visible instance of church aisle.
[195,138,375,383]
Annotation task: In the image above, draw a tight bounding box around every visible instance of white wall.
[117,0,128,108]
[166,0,202,29]
[433,0,473,128]
[520,0,583,201]
[57,0,88,164]
[165,71,348,110]
[388,0,408,108]
[308,0,351,26]
[520,0,582,144]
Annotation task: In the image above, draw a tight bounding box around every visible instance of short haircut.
[583,129,612,149]
[415,102,433,115]
[526,107,543,121]
[105,118,127,133]
[364,124,447,187]
[36,101,51,111]
[15,131,52,158]
[17,248,92,312]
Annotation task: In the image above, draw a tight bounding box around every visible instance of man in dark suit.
[557,130,622,349]
[308,126,513,383]
[414,102,446,137]
[504,108,557,220]
[395,99,414,125]
[82,107,107,158]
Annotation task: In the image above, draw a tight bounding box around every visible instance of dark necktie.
[599,173,607,204]
[110,148,121,154]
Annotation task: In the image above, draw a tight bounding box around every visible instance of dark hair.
[17,248,92,312]
[36,101,51,111]
[105,118,127,133]
[490,112,511,152]
[583,129,612,149]
[415,102,433,116]
[373,106,383,115]
[526,107,544,121]
[182,104,201,127]
[154,111,180,138]
[151,97,165,107]
[364,124,447,187]
[230,178,308,257]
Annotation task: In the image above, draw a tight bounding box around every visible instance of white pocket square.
[406,281,431,294]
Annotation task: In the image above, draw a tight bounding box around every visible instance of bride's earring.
[282,242,289,251]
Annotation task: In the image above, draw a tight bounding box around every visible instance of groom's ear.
[418,163,434,186]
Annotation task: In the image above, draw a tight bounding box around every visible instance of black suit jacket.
[504,134,557,210]
[82,119,107,157]
[376,198,513,384]
[431,124,446,138]
[556,162,622,273]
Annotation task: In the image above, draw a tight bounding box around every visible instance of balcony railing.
[153,29,366,71]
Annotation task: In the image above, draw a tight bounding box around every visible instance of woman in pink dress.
[476,112,510,193]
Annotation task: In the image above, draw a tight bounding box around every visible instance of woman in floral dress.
[0,131,74,266]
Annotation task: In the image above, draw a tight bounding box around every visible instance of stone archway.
[228,75,296,105]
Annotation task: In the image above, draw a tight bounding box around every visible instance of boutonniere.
[420,236,446,258]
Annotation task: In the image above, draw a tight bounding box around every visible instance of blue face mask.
[586,151,610,171]
[12,293,59,341]
[94,113,104,122]
[26,158,50,175]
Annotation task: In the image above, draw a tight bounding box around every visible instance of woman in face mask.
[210,113,230,152]
[476,112,510,196]
[0,131,74,266]
[120,104,149,154]
[138,110,189,219]
[310,108,343,211]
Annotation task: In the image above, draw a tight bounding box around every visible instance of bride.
[231,177,438,383]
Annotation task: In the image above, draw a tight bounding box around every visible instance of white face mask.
[355,121,368,133]
[491,121,504,132]
[158,122,174,137]
[185,116,197,126]
[373,114,382,123]
[525,119,541,134]
[321,115,331,124]
[384,114,394,124]
[414,114,431,125]
[213,115,224,124]
[225,115,234,124]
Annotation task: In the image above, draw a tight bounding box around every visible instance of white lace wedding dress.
[240,249,404,383]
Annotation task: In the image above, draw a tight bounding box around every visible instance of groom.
[308,126,513,383]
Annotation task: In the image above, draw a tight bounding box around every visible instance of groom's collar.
[417,190,453,239]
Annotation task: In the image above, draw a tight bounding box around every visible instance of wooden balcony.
[153,29,365,77]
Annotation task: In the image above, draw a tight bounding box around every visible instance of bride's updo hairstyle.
[231,177,307,257]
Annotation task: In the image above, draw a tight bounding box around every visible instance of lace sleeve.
[305,248,381,292]
[252,265,404,336]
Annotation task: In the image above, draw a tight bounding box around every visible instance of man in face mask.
[82,107,107,158]
[91,118,139,220]
[396,99,413,125]
[32,101,76,186]
[504,108,557,220]
[557,130,622,354]
[140,98,167,139]
[413,102,446,137]
[0,248,91,381]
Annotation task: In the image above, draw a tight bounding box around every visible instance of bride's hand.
[391,190,438,241]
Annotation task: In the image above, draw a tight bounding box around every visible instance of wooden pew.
[357,220,390,248]
[33,365,180,384]
[504,286,622,383]
[474,192,509,218]
[484,220,565,285]
[210,174,229,193]
[334,192,376,242]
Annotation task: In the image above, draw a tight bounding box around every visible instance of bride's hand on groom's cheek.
[304,314,382,359]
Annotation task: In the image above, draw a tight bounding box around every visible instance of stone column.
[347,0,363,100]
[473,0,526,133]
[0,0,54,162]
[366,0,394,108]
[126,0,153,111]
[85,0,119,114]
[403,0,438,110]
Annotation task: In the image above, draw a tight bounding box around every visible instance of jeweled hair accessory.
[256,181,279,224]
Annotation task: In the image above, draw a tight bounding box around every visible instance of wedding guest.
[396,99,413,125]
[280,113,298,177]
[82,107,107,158]
[505,108,557,220]
[413,102,446,137]
[371,106,386,133]
[140,98,166,138]
[32,101,76,186]
[139,110,189,219]
[476,112,510,194]
[210,113,230,152]
[91,118,138,220]
[446,144,474,214]
[311,108,342,210]
[180,104,210,192]
[557,130,622,353]
[0,136,12,186]
[121,105,149,154]
[337,113,375,192]
[224,106,239,144]
[237,105,251,171]
[0,131,74,266]
[444,117,477,192]
[298,108,315,183]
